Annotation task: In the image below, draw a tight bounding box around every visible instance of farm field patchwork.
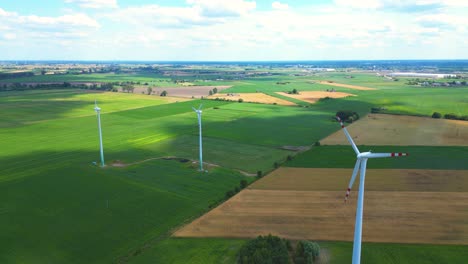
[1,67,467,264]
[321,114,468,146]
[207,92,296,105]
[122,85,231,98]
[174,168,468,245]
[314,80,377,90]
[276,91,356,104]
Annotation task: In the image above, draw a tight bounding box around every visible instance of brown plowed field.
[315,81,377,90]
[175,168,468,244]
[276,91,355,104]
[322,114,468,146]
[207,93,295,106]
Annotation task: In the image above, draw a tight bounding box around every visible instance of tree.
[238,235,289,264]
[147,87,153,95]
[336,110,359,123]
[432,112,442,118]
[209,90,213,96]
[213,87,218,94]
[160,90,167,96]
[238,98,243,103]
[240,180,248,189]
[295,241,320,264]
[292,88,298,94]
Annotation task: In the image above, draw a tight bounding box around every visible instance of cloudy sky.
[0,0,467,60]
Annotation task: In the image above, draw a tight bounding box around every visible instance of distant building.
[387,72,456,79]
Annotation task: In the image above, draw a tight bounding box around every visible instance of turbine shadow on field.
[0,149,249,263]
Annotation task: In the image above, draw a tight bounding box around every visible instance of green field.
[285,145,468,170]
[0,89,338,263]
[127,238,468,264]
[1,68,467,263]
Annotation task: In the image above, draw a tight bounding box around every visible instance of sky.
[0,0,467,60]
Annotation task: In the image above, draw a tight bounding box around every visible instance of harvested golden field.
[276,91,355,104]
[315,80,377,90]
[175,167,468,244]
[174,189,468,244]
[322,114,468,146]
[252,167,468,193]
[207,93,296,106]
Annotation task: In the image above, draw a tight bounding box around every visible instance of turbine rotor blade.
[192,107,197,112]
[345,159,361,203]
[198,104,203,110]
[336,116,360,155]
[362,152,409,158]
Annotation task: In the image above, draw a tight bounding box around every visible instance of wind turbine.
[94,99,105,167]
[192,104,203,172]
[337,116,408,264]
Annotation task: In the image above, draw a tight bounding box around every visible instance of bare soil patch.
[315,81,377,90]
[174,189,468,245]
[121,86,231,98]
[276,91,355,104]
[208,93,296,106]
[322,114,468,146]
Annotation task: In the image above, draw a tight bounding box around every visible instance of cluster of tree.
[121,85,135,93]
[0,82,115,92]
[317,96,332,102]
[287,89,299,94]
[276,81,290,85]
[407,78,467,87]
[294,241,320,264]
[433,112,468,121]
[208,87,218,96]
[238,235,321,264]
[238,235,290,264]
[225,180,249,199]
[336,110,360,123]
[370,107,388,113]
[0,71,34,80]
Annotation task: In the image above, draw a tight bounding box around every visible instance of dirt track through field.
[322,114,468,146]
[174,167,468,245]
[276,91,355,104]
[207,93,295,106]
[315,81,377,90]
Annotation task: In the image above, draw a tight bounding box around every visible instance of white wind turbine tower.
[192,104,204,172]
[94,99,105,167]
[337,116,408,264]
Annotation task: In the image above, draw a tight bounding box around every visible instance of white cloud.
[187,0,256,17]
[64,0,118,9]
[3,33,16,40]
[106,5,224,28]
[20,13,100,29]
[272,1,289,10]
[333,0,443,11]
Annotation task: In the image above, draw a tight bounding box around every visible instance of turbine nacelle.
[94,99,101,112]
